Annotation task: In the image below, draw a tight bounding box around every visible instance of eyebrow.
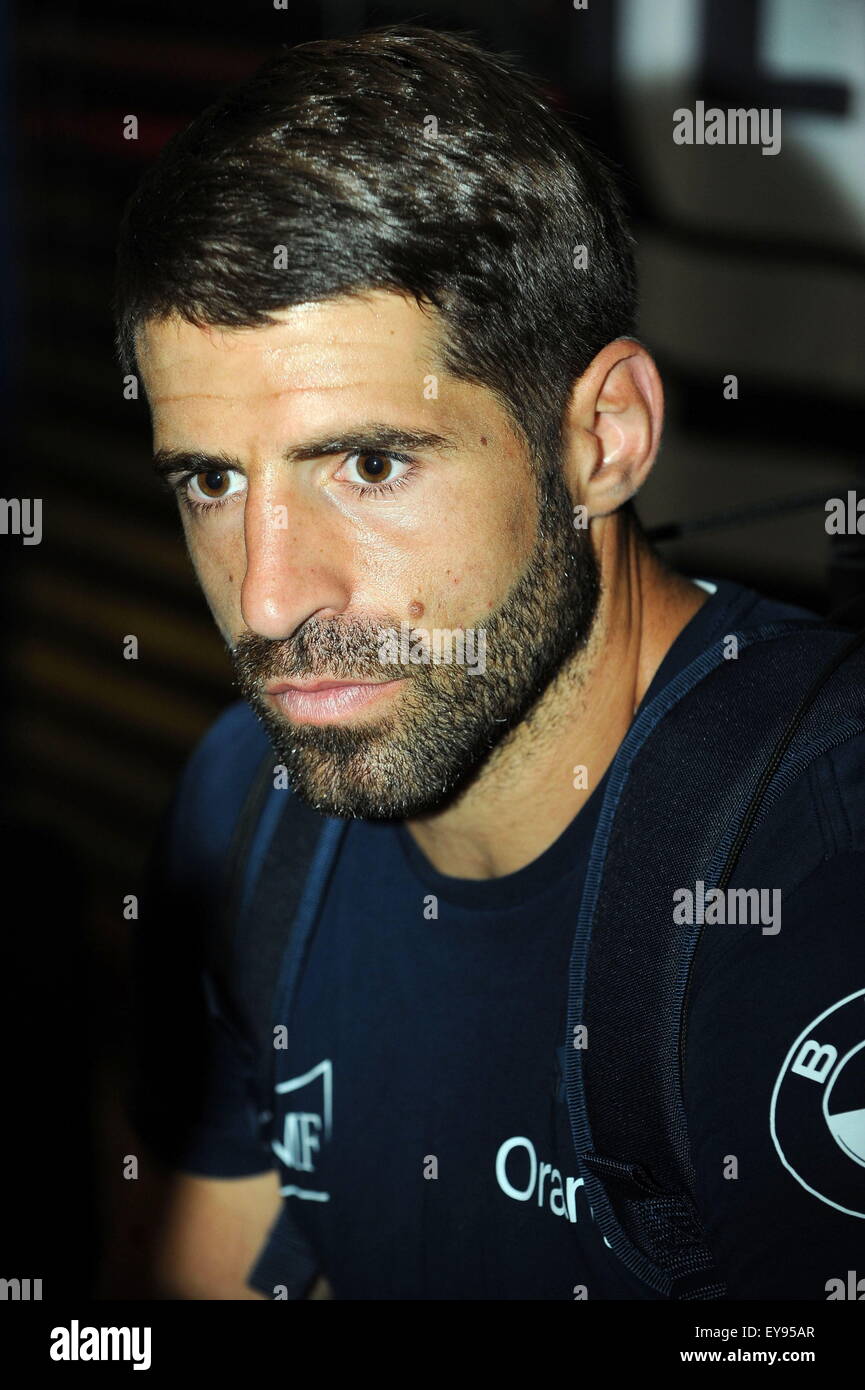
[152,425,459,482]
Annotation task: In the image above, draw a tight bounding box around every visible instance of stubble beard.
[232,460,602,820]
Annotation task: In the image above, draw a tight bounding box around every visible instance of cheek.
[462,473,537,587]
[406,484,536,623]
[182,517,245,618]
[502,484,537,558]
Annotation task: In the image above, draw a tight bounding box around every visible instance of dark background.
[2,0,863,1297]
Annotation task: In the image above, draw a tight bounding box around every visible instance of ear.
[562,339,664,519]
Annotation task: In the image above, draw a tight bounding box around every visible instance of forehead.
[138,290,444,410]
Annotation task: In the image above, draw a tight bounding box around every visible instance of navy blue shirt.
[130,578,865,1300]
[274,762,622,1300]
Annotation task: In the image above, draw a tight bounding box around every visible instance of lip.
[268,677,404,723]
[267,679,380,694]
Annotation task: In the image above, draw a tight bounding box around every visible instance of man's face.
[141,291,601,818]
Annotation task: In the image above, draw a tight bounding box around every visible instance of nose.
[240,475,353,640]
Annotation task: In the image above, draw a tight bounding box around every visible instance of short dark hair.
[114,25,638,467]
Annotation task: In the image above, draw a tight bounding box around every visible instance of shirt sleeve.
[684,845,865,1300]
[126,712,276,1179]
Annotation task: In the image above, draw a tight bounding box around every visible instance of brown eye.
[195,469,229,499]
[355,453,393,484]
[337,450,413,496]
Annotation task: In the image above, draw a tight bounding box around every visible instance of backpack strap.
[197,749,345,1300]
[219,750,281,974]
[240,784,350,1301]
[573,619,865,1300]
[203,753,329,1092]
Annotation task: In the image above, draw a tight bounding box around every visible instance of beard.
[231,460,601,820]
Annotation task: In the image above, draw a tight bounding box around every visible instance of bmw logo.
[771,989,865,1218]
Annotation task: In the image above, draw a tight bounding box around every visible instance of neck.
[404,518,708,879]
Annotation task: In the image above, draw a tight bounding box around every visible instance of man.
[110,27,864,1300]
